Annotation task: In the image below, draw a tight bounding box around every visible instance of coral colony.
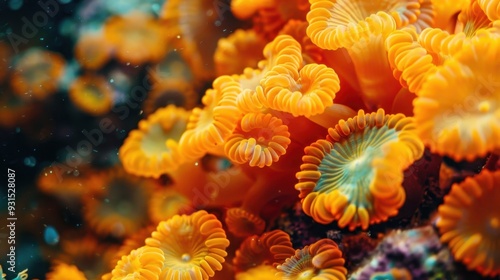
[1,0,500,279]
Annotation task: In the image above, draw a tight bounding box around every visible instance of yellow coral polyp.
[224,112,291,168]
[437,170,500,277]
[119,105,191,178]
[145,210,230,280]
[414,36,500,161]
[296,109,424,230]
[111,246,165,280]
[276,238,347,280]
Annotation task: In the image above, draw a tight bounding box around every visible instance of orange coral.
[457,0,492,36]
[414,35,500,161]
[145,210,230,280]
[296,109,424,230]
[214,29,267,77]
[276,238,347,280]
[385,28,440,94]
[37,165,93,203]
[104,12,170,65]
[69,74,114,116]
[111,246,165,280]
[437,170,500,277]
[10,48,65,100]
[83,168,154,237]
[74,32,112,70]
[178,77,241,161]
[251,0,310,40]
[119,105,191,178]
[258,63,340,117]
[307,4,401,110]
[46,263,87,280]
[233,229,295,272]
[432,0,469,32]
[478,0,500,21]
[224,112,291,168]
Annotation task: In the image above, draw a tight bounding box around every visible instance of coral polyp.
[5,1,500,279]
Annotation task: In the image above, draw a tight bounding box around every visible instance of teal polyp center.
[314,125,399,207]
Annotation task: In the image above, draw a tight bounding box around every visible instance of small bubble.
[214,20,221,27]
[40,37,44,41]
[24,156,36,167]
[44,226,60,246]
[109,78,114,83]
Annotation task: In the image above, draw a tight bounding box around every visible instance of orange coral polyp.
[225,207,266,238]
[69,74,114,116]
[296,109,424,230]
[111,246,165,280]
[276,238,347,280]
[119,105,191,178]
[83,169,153,238]
[10,48,65,100]
[145,210,230,280]
[74,32,112,70]
[259,35,303,73]
[478,0,500,21]
[214,29,267,77]
[385,28,439,94]
[224,112,291,168]
[414,36,500,161]
[258,63,340,117]
[437,170,500,277]
[178,76,242,161]
[233,229,296,272]
[458,0,492,37]
[104,12,170,65]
